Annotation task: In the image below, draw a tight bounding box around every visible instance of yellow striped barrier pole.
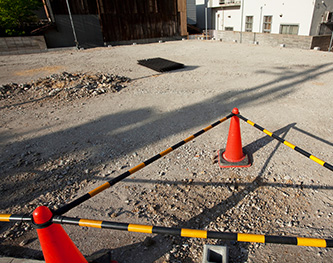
[52,216,333,248]
[54,113,233,215]
[2,214,330,248]
[236,113,333,172]
[0,214,31,222]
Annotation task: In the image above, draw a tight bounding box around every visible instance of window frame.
[245,16,253,32]
[279,24,299,35]
[263,15,272,33]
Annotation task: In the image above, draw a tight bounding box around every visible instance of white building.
[202,0,333,36]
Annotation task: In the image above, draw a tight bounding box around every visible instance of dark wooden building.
[45,0,187,48]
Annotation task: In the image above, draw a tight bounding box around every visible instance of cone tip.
[33,206,53,224]
[232,108,239,114]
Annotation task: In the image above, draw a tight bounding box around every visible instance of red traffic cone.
[218,108,251,168]
[33,206,87,263]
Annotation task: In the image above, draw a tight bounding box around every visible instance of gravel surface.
[0,40,332,262]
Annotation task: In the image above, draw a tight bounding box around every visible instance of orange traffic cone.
[33,206,87,263]
[218,108,251,168]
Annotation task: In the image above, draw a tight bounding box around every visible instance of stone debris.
[0,72,130,102]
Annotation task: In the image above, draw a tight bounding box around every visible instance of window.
[263,16,272,33]
[225,27,234,31]
[245,16,253,32]
[280,25,299,35]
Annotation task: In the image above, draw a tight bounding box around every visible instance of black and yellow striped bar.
[54,114,233,215]
[236,114,333,172]
[2,214,332,248]
[51,216,333,248]
[0,214,32,222]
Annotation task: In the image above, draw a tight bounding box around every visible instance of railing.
[219,0,241,5]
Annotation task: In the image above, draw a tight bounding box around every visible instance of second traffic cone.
[218,108,251,168]
[33,206,88,263]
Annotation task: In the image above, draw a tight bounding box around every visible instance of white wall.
[244,0,315,35]
[209,0,316,36]
[208,0,221,8]
[214,9,241,30]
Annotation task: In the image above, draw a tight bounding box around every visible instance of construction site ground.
[0,40,332,263]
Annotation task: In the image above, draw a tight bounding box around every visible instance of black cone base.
[218,148,251,168]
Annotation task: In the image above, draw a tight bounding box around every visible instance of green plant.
[0,0,42,36]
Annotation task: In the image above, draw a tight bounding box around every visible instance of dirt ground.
[0,40,332,262]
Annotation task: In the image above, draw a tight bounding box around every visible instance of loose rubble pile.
[0,72,130,104]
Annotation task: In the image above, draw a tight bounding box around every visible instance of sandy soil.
[0,40,332,262]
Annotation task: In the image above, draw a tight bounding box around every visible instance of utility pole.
[205,6,208,40]
[240,0,245,43]
[259,6,263,33]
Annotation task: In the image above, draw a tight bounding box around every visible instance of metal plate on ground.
[137,57,184,72]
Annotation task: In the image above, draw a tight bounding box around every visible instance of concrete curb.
[0,257,44,263]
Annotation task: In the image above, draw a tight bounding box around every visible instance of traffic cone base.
[218,148,251,168]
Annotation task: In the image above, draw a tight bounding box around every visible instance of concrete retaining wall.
[211,30,313,50]
[0,36,47,55]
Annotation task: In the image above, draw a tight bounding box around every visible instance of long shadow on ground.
[107,123,296,262]
[0,63,333,260]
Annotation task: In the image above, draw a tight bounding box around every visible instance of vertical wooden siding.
[50,0,187,42]
[96,0,186,42]
[49,0,98,15]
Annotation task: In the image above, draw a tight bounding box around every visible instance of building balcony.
[219,0,241,6]
[208,0,241,8]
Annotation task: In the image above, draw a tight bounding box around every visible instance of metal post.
[240,0,245,43]
[259,6,263,33]
[329,31,333,52]
[205,7,208,40]
[65,0,79,49]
